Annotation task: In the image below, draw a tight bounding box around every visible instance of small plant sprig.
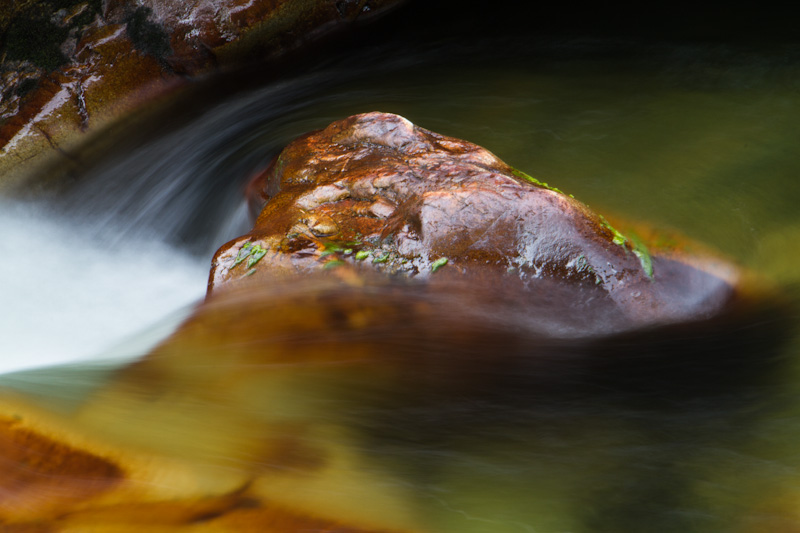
[232,242,268,269]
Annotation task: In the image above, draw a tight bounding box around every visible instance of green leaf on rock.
[629,233,654,279]
[596,218,654,279]
[510,168,565,195]
[598,215,629,247]
[247,245,267,268]
[323,259,346,269]
[372,252,391,264]
[234,242,268,268]
[431,257,449,272]
[232,242,254,267]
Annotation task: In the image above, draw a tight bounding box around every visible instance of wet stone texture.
[0,0,405,189]
[211,111,751,335]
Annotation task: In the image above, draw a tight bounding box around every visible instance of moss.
[355,250,371,261]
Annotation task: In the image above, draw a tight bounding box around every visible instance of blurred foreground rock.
[0,0,404,190]
[0,272,790,530]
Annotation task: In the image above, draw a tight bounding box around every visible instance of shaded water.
[2,20,800,533]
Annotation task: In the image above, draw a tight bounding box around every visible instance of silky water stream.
[1,34,800,532]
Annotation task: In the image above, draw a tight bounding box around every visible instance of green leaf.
[232,242,254,267]
[431,257,449,272]
[598,215,629,248]
[323,259,346,269]
[629,233,654,279]
[246,245,267,268]
[372,252,391,264]
[510,168,565,195]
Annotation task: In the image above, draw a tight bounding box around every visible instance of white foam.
[0,201,207,374]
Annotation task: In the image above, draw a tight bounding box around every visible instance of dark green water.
[5,28,800,533]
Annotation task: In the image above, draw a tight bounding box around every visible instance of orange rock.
[211,112,748,333]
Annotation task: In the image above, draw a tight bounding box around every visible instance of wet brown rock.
[0,0,405,190]
[211,111,747,333]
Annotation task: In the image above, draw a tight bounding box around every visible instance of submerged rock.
[0,0,405,190]
[211,111,750,334]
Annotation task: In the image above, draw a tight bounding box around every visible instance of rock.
[210,111,751,334]
[0,0,406,190]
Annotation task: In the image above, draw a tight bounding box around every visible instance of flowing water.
[1,22,800,532]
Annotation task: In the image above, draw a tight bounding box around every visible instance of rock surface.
[211,111,748,334]
[0,0,404,190]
